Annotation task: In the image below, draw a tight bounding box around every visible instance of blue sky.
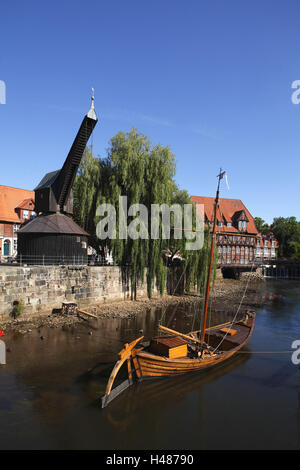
[0,0,300,224]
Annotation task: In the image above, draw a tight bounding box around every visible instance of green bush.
[11,300,25,319]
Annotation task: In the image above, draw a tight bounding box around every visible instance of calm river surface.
[0,280,299,450]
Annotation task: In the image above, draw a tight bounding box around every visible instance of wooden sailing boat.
[101,169,256,408]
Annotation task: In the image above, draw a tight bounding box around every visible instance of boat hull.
[133,317,255,379]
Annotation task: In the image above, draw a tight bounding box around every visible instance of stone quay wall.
[0,265,151,317]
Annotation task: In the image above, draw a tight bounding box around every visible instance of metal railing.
[0,254,117,267]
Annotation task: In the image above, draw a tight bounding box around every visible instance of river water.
[0,280,299,450]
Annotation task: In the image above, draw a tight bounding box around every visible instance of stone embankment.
[0,265,151,318]
[0,277,265,334]
[241,271,265,282]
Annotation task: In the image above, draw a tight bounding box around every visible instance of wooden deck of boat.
[134,318,255,378]
[204,322,252,349]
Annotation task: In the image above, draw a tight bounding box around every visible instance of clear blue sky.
[0,0,300,224]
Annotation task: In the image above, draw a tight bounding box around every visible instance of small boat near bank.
[101,169,256,408]
[101,313,255,408]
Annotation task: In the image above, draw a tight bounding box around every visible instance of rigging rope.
[211,259,256,354]
[158,257,191,331]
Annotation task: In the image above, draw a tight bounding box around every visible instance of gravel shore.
[0,277,265,334]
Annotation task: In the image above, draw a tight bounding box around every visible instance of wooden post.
[201,170,222,345]
[158,325,201,344]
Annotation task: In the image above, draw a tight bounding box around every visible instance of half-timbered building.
[191,196,277,276]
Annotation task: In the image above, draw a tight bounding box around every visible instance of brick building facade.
[191,196,278,268]
[0,186,35,259]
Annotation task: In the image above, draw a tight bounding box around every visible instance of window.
[239,220,247,231]
[13,224,19,232]
[227,222,232,227]
[227,246,231,254]
[245,247,249,255]
[236,247,240,254]
[218,221,224,227]
[23,210,29,220]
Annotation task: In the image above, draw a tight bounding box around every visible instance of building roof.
[34,170,60,190]
[191,196,258,235]
[18,213,88,235]
[0,186,35,223]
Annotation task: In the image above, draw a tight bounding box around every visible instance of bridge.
[258,258,300,279]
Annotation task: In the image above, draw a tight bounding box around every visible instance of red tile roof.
[0,186,35,223]
[191,196,258,235]
[15,198,35,210]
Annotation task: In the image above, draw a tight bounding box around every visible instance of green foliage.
[73,146,100,249]
[271,216,300,258]
[11,300,25,318]
[74,129,217,298]
[254,217,270,235]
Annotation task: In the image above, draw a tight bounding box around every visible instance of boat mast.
[201,168,225,348]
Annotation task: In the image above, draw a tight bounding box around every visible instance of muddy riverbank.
[0,277,265,335]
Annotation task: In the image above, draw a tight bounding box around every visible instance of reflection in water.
[0,280,300,449]
[104,352,250,432]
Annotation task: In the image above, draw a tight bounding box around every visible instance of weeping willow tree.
[73,146,100,249]
[74,129,218,299]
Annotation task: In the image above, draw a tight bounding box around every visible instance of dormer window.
[218,221,224,227]
[238,220,247,231]
[23,210,29,220]
[227,222,232,227]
